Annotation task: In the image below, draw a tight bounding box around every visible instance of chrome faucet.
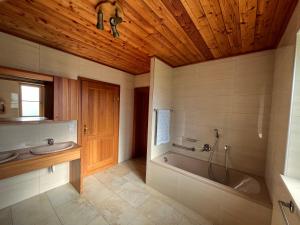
[202,143,212,152]
[201,129,220,152]
[47,138,54,145]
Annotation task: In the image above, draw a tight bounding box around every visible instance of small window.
[20,84,43,117]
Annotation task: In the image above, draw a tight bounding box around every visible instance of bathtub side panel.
[147,161,272,225]
[177,173,222,223]
[147,162,179,200]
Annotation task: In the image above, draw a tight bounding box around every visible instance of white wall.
[172,51,274,176]
[265,2,300,225]
[0,31,135,162]
[265,44,295,201]
[147,58,173,160]
[0,121,77,209]
[286,33,300,179]
[134,73,150,88]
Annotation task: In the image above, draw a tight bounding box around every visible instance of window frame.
[19,83,45,117]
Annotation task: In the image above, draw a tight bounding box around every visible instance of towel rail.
[278,200,294,225]
[154,108,174,112]
[182,137,199,143]
[172,143,195,151]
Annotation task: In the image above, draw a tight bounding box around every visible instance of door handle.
[83,125,88,134]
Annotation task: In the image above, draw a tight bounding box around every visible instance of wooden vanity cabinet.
[53,77,79,121]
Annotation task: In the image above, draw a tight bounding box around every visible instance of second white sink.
[0,152,19,164]
[30,142,75,155]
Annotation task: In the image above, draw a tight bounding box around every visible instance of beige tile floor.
[0,158,212,225]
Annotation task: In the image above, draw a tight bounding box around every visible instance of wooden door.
[81,79,119,176]
[133,87,149,158]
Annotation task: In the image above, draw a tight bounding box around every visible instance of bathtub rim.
[151,151,272,209]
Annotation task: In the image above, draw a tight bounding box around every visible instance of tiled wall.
[147,58,173,160]
[0,31,135,163]
[0,121,77,209]
[146,51,274,177]
[171,51,274,176]
[265,2,300,225]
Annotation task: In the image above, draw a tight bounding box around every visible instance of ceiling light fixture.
[96,0,124,38]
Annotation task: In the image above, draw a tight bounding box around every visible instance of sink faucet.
[47,138,54,145]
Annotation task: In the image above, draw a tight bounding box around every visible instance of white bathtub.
[147,152,272,225]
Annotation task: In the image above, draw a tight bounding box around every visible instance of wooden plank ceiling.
[0,0,298,75]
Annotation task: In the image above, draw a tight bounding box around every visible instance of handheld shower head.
[214,129,219,139]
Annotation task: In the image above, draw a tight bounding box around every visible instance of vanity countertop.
[0,144,81,180]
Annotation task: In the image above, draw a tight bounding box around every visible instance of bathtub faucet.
[202,143,212,152]
[201,129,220,152]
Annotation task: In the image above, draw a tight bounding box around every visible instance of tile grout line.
[10,207,14,225]
[122,163,203,225]
[81,176,112,225]
[91,165,152,224]
[45,193,64,225]
[80,197,109,225]
[91,172,154,225]
[48,183,104,225]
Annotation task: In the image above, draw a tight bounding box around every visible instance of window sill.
[281,175,300,216]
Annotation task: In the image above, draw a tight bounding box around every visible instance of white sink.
[0,152,19,164]
[30,142,75,155]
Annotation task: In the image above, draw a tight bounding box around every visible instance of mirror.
[0,74,54,122]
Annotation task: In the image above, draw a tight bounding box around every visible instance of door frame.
[78,77,120,176]
[132,86,149,158]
